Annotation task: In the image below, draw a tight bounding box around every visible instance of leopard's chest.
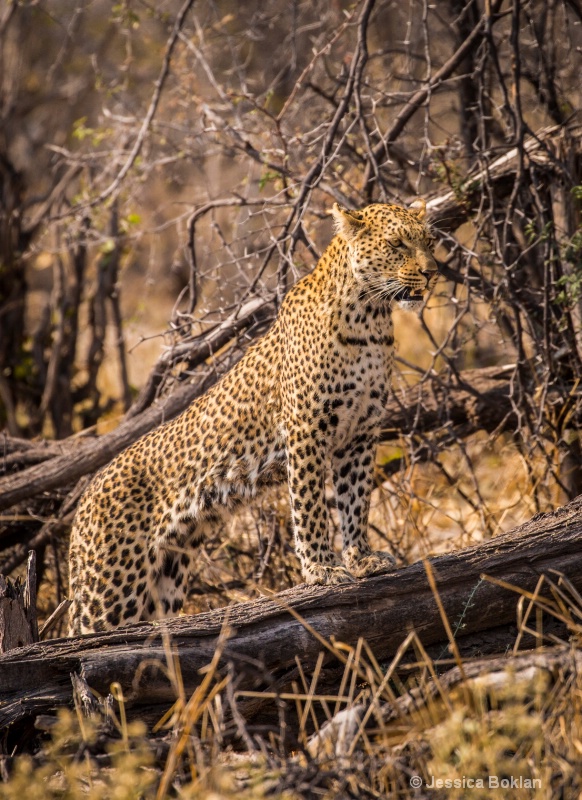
[321,333,394,444]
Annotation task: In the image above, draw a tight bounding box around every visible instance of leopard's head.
[331,201,439,310]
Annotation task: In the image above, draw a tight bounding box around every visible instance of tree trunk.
[0,496,580,737]
[0,552,37,653]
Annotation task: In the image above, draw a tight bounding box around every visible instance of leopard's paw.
[303,562,355,586]
[345,550,396,579]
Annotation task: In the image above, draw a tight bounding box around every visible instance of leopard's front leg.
[332,433,396,578]
[286,427,353,585]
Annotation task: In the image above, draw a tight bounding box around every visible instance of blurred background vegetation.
[0,0,581,623]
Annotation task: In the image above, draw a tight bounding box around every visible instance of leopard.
[68,200,438,634]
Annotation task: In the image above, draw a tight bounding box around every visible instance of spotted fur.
[68,201,438,634]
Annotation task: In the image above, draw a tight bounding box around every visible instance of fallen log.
[381,362,518,441]
[0,364,518,517]
[0,496,580,740]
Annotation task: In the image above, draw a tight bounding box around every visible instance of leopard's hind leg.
[140,546,196,621]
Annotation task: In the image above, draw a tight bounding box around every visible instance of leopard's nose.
[420,269,438,287]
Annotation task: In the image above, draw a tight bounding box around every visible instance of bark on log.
[0,496,580,736]
[0,586,33,653]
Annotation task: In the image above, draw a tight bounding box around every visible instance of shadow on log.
[0,496,581,739]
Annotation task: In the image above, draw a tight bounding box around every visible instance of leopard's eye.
[387,237,405,248]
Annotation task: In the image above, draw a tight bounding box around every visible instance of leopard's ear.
[408,198,427,221]
[330,203,366,240]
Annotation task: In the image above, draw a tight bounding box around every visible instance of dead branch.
[367,0,505,176]
[427,119,582,232]
[79,0,197,212]
[128,295,276,418]
[0,495,580,736]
